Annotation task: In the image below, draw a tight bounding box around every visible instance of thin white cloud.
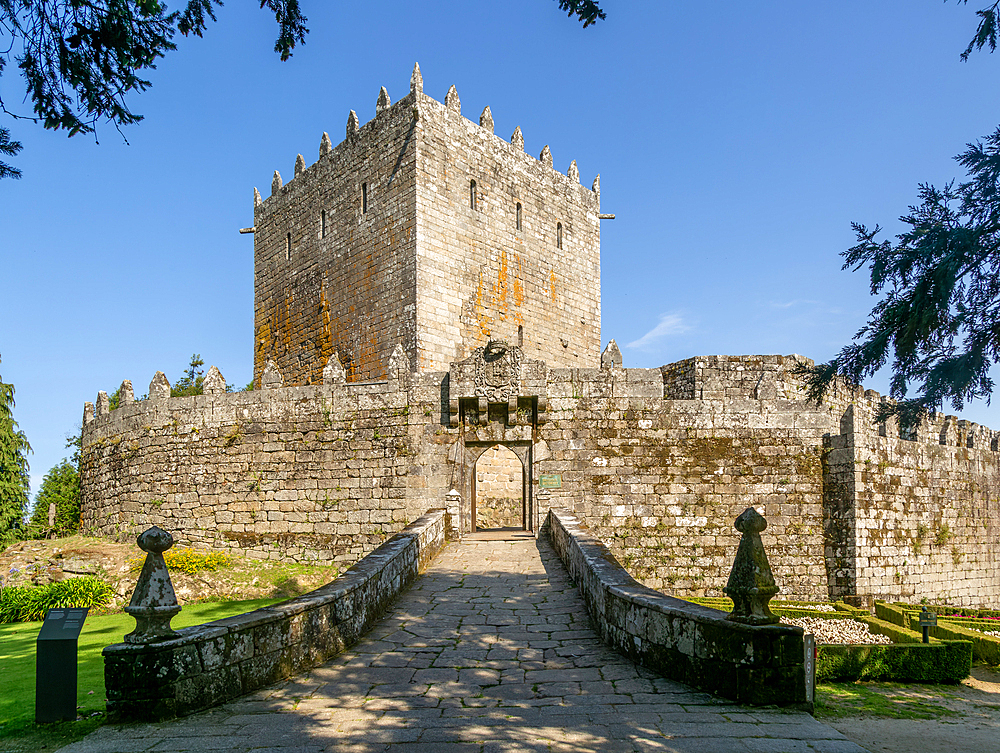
[768,299,820,309]
[626,313,690,350]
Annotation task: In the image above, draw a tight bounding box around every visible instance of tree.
[171,353,205,397]
[0,354,31,543]
[28,458,79,536]
[0,1,604,179]
[804,2,1000,421]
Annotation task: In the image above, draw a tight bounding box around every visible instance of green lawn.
[0,599,282,748]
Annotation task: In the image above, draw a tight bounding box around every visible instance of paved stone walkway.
[58,538,866,752]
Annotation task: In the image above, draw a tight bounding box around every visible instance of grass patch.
[815,681,961,720]
[0,597,282,749]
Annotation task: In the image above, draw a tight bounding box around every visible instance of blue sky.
[2,1,999,502]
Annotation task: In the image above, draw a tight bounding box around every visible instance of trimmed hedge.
[817,640,972,683]
[924,622,1000,666]
[860,614,922,644]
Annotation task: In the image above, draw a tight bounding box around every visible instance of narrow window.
[517,325,523,347]
[285,233,291,261]
[362,182,368,213]
[556,222,563,249]
[321,209,327,238]
[516,202,522,231]
[470,180,477,210]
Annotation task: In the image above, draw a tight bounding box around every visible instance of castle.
[80,65,1000,607]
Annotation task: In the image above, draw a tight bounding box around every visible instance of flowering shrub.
[128,548,232,575]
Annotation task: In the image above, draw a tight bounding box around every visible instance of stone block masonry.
[102,509,445,721]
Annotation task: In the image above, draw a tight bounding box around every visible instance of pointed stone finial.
[387,344,407,378]
[445,85,461,114]
[511,126,524,151]
[294,154,305,177]
[540,145,553,168]
[323,353,346,385]
[272,170,282,195]
[124,526,181,644]
[149,371,171,400]
[96,391,110,417]
[479,106,494,133]
[261,360,283,389]
[376,86,391,114]
[83,401,94,426]
[203,365,226,395]
[347,110,359,139]
[254,187,262,207]
[601,340,622,370]
[592,174,600,198]
[320,132,332,156]
[567,160,580,183]
[410,62,423,95]
[119,379,135,406]
[724,508,780,625]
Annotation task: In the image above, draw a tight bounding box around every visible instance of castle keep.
[81,66,1000,608]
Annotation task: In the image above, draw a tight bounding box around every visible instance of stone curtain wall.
[414,94,602,371]
[80,373,453,568]
[103,510,445,721]
[81,354,1000,605]
[825,397,1000,607]
[545,509,811,709]
[475,445,523,529]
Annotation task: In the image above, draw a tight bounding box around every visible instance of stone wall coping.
[102,510,445,720]
[546,508,810,709]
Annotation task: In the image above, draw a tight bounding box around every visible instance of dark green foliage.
[0,354,31,544]
[0,1,308,176]
[171,353,205,397]
[0,124,21,179]
[805,3,1000,419]
[816,640,972,683]
[27,459,80,535]
[0,576,113,623]
[928,621,1000,665]
[556,0,605,28]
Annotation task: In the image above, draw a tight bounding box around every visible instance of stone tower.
[253,64,602,385]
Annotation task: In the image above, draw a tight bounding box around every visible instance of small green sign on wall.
[538,474,562,489]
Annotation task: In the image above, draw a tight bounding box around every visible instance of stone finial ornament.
[294,154,305,177]
[320,132,332,156]
[724,507,780,625]
[347,110,359,139]
[124,526,181,644]
[272,170,282,195]
[567,160,580,183]
[118,379,135,406]
[149,371,171,400]
[96,391,110,417]
[83,401,94,426]
[601,340,622,370]
[445,85,461,114]
[376,86,391,114]
[540,145,553,168]
[592,174,600,198]
[388,344,408,378]
[410,62,423,95]
[479,106,494,133]
[254,187,262,207]
[261,360,283,389]
[323,353,346,385]
[511,126,524,151]
[203,365,226,395]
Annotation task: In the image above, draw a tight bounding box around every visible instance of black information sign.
[36,607,89,723]
[918,607,937,644]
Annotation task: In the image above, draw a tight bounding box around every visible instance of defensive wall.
[80,347,1000,607]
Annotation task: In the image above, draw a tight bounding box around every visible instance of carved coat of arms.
[473,341,522,402]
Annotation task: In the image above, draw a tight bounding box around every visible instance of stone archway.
[474,445,525,530]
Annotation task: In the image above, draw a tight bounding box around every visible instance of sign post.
[36,607,89,723]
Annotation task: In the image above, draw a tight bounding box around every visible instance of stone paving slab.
[56,538,867,753]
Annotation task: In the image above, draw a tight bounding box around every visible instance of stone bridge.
[60,514,864,753]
